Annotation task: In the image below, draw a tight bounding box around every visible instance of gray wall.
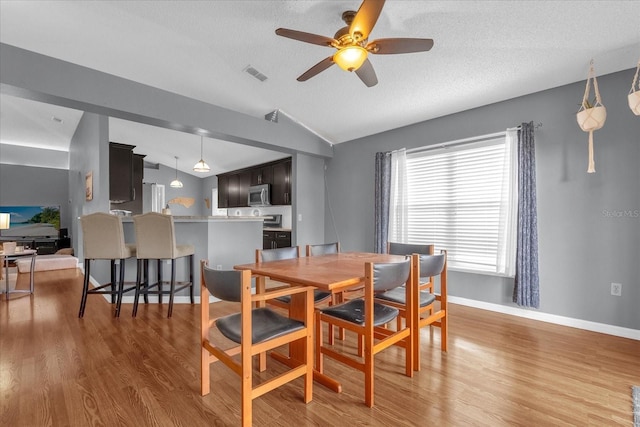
[326,69,640,329]
[143,164,207,216]
[68,112,111,283]
[0,163,70,232]
[292,153,326,248]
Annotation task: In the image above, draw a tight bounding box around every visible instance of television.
[0,205,61,238]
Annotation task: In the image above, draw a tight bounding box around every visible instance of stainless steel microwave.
[248,184,271,206]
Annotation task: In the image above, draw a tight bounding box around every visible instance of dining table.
[234,251,408,393]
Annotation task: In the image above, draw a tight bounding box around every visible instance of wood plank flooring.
[1,268,638,426]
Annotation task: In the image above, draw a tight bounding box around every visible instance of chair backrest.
[257,246,300,262]
[418,252,446,278]
[387,242,434,256]
[80,212,128,259]
[201,261,244,302]
[306,242,340,256]
[133,212,177,259]
[369,257,411,292]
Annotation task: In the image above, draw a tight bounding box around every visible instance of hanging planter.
[628,59,640,116]
[576,61,606,173]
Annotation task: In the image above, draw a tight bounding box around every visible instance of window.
[389,131,517,276]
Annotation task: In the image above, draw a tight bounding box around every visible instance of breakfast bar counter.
[120,215,263,298]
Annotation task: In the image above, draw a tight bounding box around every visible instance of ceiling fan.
[275,0,434,87]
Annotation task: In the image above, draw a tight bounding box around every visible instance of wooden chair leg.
[364,330,374,408]
[304,288,313,403]
[441,310,448,352]
[255,276,267,372]
[315,312,324,373]
[201,345,210,396]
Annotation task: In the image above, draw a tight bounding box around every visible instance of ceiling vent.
[265,109,279,123]
[243,65,268,82]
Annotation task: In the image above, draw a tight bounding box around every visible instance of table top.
[234,252,407,292]
[0,249,37,257]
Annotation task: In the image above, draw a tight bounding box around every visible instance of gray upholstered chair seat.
[215,307,305,344]
[320,299,399,327]
[377,287,437,308]
[275,289,331,305]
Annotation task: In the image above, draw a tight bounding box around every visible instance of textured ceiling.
[1,1,639,176]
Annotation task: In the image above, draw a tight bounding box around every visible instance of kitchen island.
[119,215,263,300]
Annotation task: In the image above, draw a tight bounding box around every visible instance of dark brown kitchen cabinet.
[227,171,251,207]
[251,165,274,186]
[263,230,291,249]
[217,157,292,208]
[109,142,135,203]
[237,171,251,207]
[271,158,291,205]
[217,175,229,208]
[117,153,145,214]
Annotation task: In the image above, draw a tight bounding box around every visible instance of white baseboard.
[448,296,640,341]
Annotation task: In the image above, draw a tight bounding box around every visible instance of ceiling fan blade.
[355,58,378,87]
[349,0,385,41]
[366,38,434,54]
[297,56,335,82]
[276,28,336,47]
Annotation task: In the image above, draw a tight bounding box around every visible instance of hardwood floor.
[1,268,638,426]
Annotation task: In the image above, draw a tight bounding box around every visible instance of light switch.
[298,214,303,222]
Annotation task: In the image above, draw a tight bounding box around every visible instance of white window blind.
[390,133,517,275]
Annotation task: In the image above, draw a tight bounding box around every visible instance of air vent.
[243,65,268,82]
[265,109,279,123]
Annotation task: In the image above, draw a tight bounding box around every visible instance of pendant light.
[170,156,183,188]
[193,135,210,172]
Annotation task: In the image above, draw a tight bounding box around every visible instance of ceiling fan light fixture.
[333,45,367,71]
[193,136,211,172]
[170,156,183,188]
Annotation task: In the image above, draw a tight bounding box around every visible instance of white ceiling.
[1,1,639,176]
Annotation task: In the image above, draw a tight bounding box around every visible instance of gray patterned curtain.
[374,152,392,253]
[513,121,540,308]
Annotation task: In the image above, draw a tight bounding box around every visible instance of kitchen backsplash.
[223,205,292,229]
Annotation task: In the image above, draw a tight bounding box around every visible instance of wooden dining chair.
[306,241,363,344]
[386,242,435,329]
[387,242,435,292]
[200,260,314,427]
[376,251,447,371]
[315,257,414,407]
[256,246,332,309]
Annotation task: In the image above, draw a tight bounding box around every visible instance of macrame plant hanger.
[576,60,606,173]
[628,58,640,116]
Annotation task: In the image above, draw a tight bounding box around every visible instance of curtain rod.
[406,122,543,154]
[507,122,543,131]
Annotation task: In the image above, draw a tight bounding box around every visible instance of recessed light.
[51,116,64,124]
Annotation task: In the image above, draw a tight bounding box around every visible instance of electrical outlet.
[216,265,222,270]
[610,282,622,296]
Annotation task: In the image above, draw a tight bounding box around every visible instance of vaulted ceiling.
[1,1,638,176]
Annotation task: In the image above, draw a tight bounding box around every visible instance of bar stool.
[79,212,137,318]
[132,212,194,318]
